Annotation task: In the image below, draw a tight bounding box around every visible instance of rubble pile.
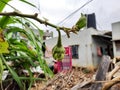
[31,56,120,90]
[43,68,94,90]
[31,67,94,90]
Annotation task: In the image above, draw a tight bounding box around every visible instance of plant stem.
[0,12,72,32]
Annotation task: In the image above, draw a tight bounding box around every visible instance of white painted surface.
[45,28,109,68]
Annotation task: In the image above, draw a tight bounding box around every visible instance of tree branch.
[102,76,120,90]
[0,11,77,37]
[106,65,120,80]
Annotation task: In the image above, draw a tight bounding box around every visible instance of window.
[115,41,120,51]
[71,45,79,59]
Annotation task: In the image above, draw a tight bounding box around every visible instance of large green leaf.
[8,39,37,59]
[0,0,10,12]
[0,16,9,28]
[6,26,33,41]
[27,27,54,77]
[0,16,13,28]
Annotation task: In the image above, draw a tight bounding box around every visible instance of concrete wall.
[113,41,117,57]
[45,28,113,68]
[72,28,93,67]
[112,22,120,57]
[45,28,100,67]
[112,22,120,40]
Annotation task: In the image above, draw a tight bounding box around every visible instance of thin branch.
[0,12,75,36]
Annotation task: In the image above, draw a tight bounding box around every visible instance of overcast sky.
[4,0,120,36]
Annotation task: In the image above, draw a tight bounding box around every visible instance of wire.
[57,0,94,25]
[48,0,94,31]
[37,0,41,14]
[33,0,41,14]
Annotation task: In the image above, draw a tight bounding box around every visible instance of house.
[44,14,120,69]
[44,27,113,68]
[112,21,120,57]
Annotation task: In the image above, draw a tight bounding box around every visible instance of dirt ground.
[31,67,95,90]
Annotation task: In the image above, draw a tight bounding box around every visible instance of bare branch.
[102,76,120,90]
[0,12,74,34]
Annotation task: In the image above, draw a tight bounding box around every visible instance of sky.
[3,0,120,37]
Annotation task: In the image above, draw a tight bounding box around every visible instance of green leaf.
[24,18,44,38]
[0,41,9,54]
[6,26,33,41]
[19,0,36,8]
[0,16,15,29]
[0,54,23,89]
[22,62,33,90]
[75,13,87,30]
[0,0,10,12]
[8,39,37,60]
[6,26,24,33]
[0,16,10,28]
[0,55,3,82]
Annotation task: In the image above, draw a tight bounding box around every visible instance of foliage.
[0,0,10,12]
[0,0,86,90]
[0,0,53,90]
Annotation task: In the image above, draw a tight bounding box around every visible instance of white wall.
[112,22,120,40]
[112,22,120,57]
[45,28,101,67]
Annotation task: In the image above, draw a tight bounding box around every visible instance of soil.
[31,67,95,90]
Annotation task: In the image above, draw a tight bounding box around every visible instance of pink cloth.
[97,46,102,56]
